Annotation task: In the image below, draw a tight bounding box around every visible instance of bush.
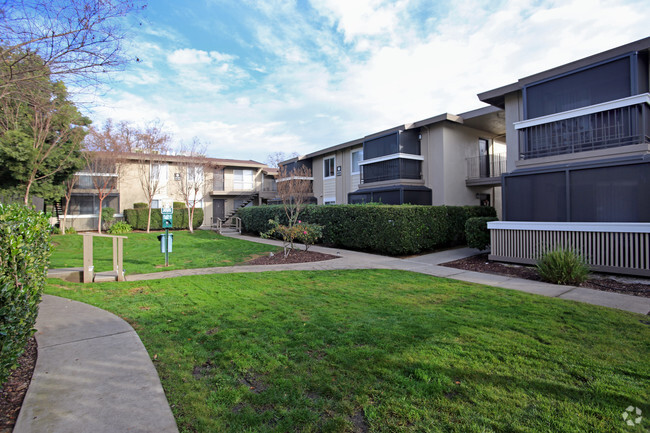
[173,201,186,209]
[124,207,203,230]
[465,217,498,250]
[536,248,590,285]
[239,204,496,255]
[51,226,61,235]
[133,202,148,209]
[295,221,323,251]
[65,226,77,235]
[0,204,51,386]
[107,221,133,235]
[101,207,116,229]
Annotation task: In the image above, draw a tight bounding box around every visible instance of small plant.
[536,248,589,285]
[465,217,498,250]
[51,226,61,235]
[295,221,323,251]
[66,226,77,235]
[261,219,300,257]
[101,207,116,230]
[108,221,133,235]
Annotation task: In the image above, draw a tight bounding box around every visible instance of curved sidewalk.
[14,295,178,433]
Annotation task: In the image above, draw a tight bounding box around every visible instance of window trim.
[323,156,335,179]
[358,153,424,166]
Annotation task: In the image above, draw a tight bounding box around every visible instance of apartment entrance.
[212,199,225,221]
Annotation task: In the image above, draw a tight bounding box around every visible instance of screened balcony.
[516,94,650,160]
[360,159,422,184]
[466,154,506,185]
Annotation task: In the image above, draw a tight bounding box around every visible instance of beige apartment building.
[284,106,506,217]
[62,153,277,231]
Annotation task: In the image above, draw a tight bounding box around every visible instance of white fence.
[488,221,650,277]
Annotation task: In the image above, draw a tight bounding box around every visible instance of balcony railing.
[515,94,650,160]
[466,154,506,180]
[361,159,422,184]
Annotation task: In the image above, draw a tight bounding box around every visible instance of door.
[212,199,225,221]
[479,138,490,178]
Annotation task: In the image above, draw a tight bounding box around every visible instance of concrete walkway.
[14,295,178,433]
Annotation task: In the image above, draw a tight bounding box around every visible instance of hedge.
[0,204,51,386]
[465,216,499,250]
[238,204,496,255]
[124,208,203,230]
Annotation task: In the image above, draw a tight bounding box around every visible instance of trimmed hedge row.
[0,204,51,386]
[124,208,203,230]
[465,216,499,250]
[238,204,496,255]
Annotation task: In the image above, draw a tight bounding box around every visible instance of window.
[324,197,336,205]
[188,200,203,209]
[323,156,335,178]
[351,150,363,174]
[151,199,160,209]
[187,166,204,184]
[151,164,168,184]
[233,169,254,190]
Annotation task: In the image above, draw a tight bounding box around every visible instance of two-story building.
[478,36,650,276]
[62,153,277,230]
[285,106,507,217]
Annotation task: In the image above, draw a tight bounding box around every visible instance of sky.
[83,0,650,163]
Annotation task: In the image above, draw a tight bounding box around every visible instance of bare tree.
[0,0,144,96]
[83,120,128,233]
[275,164,313,252]
[133,121,171,232]
[59,174,78,234]
[266,151,299,168]
[175,139,209,233]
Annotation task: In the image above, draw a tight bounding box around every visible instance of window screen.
[570,163,650,222]
[525,56,631,119]
[323,157,335,178]
[351,150,363,174]
[504,172,567,221]
[364,133,399,159]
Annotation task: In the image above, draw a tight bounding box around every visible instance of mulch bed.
[0,337,37,433]
[442,253,650,298]
[245,250,338,265]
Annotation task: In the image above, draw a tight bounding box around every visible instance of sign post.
[161,201,173,267]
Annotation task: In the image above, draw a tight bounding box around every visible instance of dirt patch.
[245,250,338,265]
[239,371,268,394]
[442,253,650,298]
[350,410,370,433]
[0,337,37,433]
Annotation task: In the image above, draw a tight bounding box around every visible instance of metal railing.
[211,217,241,234]
[361,160,422,184]
[488,221,650,277]
[466,154,506,180]
[518,102,650,159]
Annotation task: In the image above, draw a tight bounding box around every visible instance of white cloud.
[167,48,236,65]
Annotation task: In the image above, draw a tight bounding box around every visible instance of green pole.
[165,228,169,267]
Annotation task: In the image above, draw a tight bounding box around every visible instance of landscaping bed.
[442,253,650,298]
[0,338,37,433]
[245,250,338,265]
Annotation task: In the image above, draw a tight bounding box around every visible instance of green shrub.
[173,201,186,209]
[133,202,148,209]
[536,248,590,285]
[65,226,77,235]
[124,207,203,230]
[239,204,496,255]
[295,222,323,252]
[0,204,51,386]
[107,221,133,235]
[465,217,498,250]
[51,226,61,235]
[101,207,116,229]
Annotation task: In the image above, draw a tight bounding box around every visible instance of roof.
[119,152,267,168]
[478,36,650,108]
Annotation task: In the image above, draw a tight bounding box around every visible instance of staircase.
[223,193,257,221]
[53,201,63,226]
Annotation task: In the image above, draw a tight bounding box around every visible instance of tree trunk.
[97,197,104,233]
[61,198,70,235]
[187,206,193,233]
[23,179,33,206]
[146,204,152,233]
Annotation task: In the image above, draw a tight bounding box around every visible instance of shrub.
[536,248,590,285]
[0,204,51,386]
[173,201,186,209]
[51,226,61,235]
[465,217,498,250]
[107,221,133,235]
[101,207,116,229]
[239,204,496,255]
[295,221,324,252]
[133,202,148,209]
[124,207,203,230]
[66,226,77,235]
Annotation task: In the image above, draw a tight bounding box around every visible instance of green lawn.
[49,230,279,275]
[45,270,649,433]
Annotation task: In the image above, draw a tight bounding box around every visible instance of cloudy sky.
[85,0,649,163]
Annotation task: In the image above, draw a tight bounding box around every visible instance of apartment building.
[478,37,650,276]
[478,37,650,223]
[286,106,506,216]
[63,153,277,230]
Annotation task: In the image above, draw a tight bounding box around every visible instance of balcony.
[465,155,506,186]
[360,158,422,184]
[515,94,650,160]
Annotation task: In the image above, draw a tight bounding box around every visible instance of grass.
[49,230,279,275]
[45,270,650,433]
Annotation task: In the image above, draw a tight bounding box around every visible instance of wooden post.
[116,238,124,281]
[83,234,94,283]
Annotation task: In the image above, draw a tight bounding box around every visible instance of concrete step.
[93,271,120,283]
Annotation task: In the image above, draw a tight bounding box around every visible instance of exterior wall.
[504,92,523,173]
[312,155,324,204]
